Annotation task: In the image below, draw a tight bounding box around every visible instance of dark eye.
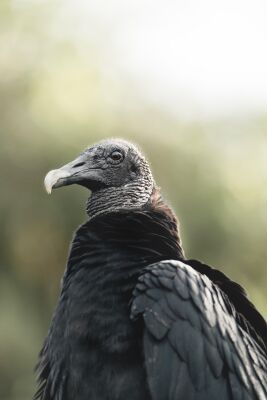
[110,151,123,161]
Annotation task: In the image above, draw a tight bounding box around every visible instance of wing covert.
[131,260,267,400]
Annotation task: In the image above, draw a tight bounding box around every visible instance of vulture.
[34,139,267,400]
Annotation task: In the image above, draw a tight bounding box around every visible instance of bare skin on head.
[38,138,267,400]
[44,139,155,218]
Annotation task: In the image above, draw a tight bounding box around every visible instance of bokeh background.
[1,1,267,399]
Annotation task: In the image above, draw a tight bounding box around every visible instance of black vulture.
[35,139,267,400]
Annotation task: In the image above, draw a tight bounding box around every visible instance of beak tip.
[45,186,52,195]
[44,170,56,195]
[44,168,72,195]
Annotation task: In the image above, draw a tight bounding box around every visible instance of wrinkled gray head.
[44,139,155,218]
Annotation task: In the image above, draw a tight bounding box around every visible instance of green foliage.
[0,2,267,399]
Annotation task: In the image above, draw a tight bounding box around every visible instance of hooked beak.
[44,154,87,194]
[44,169,72,194]
[44,152,106,194]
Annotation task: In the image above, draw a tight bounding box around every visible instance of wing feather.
[131,260,267,400]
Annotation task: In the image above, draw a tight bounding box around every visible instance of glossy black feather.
[185,259,267,351]
[35,196,183,400]
[131,260,267,400]
[35,191,267,400]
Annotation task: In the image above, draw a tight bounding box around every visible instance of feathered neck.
[81,187,185,263]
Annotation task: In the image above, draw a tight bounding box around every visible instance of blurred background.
[1,0,267,399]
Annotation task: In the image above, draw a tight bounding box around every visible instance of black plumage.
[35,139,267,400]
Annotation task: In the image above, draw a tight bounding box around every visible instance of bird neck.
[82,187,185,266]
[86,175,154,219]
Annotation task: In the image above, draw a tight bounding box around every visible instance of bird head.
[44,139,155,217]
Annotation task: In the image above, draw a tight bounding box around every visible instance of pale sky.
[45,0,267,117]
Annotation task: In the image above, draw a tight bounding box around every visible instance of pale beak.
[44,169,73,194]
[44,152,105,194]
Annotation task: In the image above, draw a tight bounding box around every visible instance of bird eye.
[110,151,123,162]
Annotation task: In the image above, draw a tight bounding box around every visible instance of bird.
[34,138,267,400]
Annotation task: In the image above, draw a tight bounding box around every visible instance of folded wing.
[131,260,267,400]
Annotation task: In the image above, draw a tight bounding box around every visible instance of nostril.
[73,162,85,168]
